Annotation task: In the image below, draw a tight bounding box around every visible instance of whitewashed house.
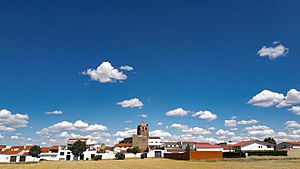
[277,142,300,150]
[233,140,275,151]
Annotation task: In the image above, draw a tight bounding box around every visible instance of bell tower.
[137,118,149,136]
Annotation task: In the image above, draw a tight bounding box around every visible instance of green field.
[0,158,300,169]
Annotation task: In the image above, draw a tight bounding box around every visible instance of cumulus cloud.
[192,110,217,121]
[245,125,274,136]
[288,106,300,115]
[0,109,29,132]
[182,127,211,135]
[150,130,172,138]
[120,65,134,71]
[257,42,289,59]
[117,98,144,108]
[10,135,20,140]
[37,120,108,136]
[216,129,235,138]
[285,121,300,129]
[225,119,237,127]
[165,108,188,117]
[0,134,3,139]
[248,90,284,107]
[83,61,128,83]
[237,119,259,125]
[278,89,300,107]
[114,128,136,138]
[45,110,63,115]
[170,123,188,130]
[157,122,163,126]
[248,89,300,108]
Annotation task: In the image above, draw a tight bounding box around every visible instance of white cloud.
[170,123,188,130]
[125,120,132,123]
[85,124,108,132]
[114,128,136,137]
[0,109,29,131]
[83,61,127,83]
[216,129,235,138]
[245,125,274,136]
[192,110,217,121]
[182,127,211,135]
[257,42,289,59]
[248,89,300,108]
[10,135,20,140]
[37,120,108,136]
[45,110,63,115]
[140,114,148,118]
[288,106,300,115]
[150,130,172,138]
[278,89,300,107]
[285,121,300,129]
[208,127,216,130]
[117,98,144,108]
[165,108,188,117]
[225,119,237,127]
[73,120,89,129]
[237,119,259,125]
[157,122,163,126]
[248,90,284,107]
[120,65,134,71]
[0,134,3,139]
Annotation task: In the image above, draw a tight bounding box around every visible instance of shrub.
[141,153,147,159]
[223,152,246,158]
[92,155,102,160]
[127,146,140,154]
[29,145,41,158]
[245,150,287,156]
[115,152,125,160]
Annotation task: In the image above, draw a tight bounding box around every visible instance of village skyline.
[1,0,300,147]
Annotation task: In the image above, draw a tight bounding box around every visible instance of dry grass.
[0,158,300,169]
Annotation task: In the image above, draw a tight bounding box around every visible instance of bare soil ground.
[0,158,300,169]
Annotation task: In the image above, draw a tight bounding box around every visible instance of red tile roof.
[195,143,221,148]
[0,149,23,155]
[0,145,6,150]
[24,146,34,150]
[286,142,300,145]
[114,143,132,147]
[50,145,59,150]
[41,147,50,153]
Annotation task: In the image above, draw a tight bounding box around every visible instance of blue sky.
[0,0,300,146]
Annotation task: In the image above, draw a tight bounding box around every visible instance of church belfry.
[137,118,149,136]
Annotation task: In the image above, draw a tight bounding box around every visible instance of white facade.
[148,138,162,147]
[238,142,274,151]
[195,147,223,151]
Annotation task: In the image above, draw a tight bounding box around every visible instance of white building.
[148,137,162,150]
[195,143,223,152]
[277,142,300,150]
[233,140,275,151]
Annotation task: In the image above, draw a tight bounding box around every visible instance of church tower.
[137,118,149,136]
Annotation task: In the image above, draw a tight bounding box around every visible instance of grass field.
[0,158,300,169]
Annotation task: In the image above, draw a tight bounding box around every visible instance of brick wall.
[164,151,222,160]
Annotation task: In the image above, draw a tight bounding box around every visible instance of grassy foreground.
[0,158,300,169]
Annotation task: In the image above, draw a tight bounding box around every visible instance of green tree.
[127,146,140,154]
[185,144,191,152]
[29,145,41,158]
[69,140,87,160]
[264,137,277,145]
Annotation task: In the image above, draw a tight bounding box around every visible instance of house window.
[267,145,271,148]
[60,152,64,155]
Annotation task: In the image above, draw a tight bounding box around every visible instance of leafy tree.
[69,140,87,159]
[185,144,191,152]
[29,145,41,158]
[127,146,140,154]
[264,137,277,145]
[115,152,125,160]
